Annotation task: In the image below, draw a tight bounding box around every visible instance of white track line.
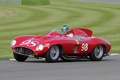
[110,53,120,56]
[10,59,16,61]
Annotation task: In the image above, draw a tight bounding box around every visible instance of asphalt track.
[80,0,120,4]
[0,55,120,80]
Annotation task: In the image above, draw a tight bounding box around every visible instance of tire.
[45,45,60,62]
[13,52,28,62]
[90,45,104,61]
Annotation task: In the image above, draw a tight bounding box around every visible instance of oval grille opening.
[14,47,34,55]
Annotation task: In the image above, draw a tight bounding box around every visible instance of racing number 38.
[81,43,88,51]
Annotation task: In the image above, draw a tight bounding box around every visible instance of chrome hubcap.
[50,46,59,60]
[94,46,104,58]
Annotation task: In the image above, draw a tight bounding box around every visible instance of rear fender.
[70,28,93,37]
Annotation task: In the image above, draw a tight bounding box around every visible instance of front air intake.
[14,47,34,55]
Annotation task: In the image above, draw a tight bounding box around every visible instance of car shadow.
[23,58,113,63]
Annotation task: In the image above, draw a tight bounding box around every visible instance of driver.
[61,24,73,37]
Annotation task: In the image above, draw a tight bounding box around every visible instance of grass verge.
[0,0,120,59]
[22,0,50,5]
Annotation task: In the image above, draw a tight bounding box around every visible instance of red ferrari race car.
[11,28,111,62]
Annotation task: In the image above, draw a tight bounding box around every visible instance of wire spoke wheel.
[90,45,104,61]
[45,45,60,62]
[50,46,59,60]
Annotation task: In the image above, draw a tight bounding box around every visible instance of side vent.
[74,45,79,53]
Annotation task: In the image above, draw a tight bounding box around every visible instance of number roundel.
[20,39,39,47]
[81,43,88,51]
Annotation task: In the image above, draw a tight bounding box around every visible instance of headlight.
[11,40,16,47]
[36,44,44,51]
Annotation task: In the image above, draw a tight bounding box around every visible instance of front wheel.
[13,52,28,62]
[45,45,60,62]
[90,45,104,61]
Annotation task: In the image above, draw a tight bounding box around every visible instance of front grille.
[14,47,34,55]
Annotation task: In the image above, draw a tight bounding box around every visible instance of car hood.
[13,35,56,49]
[33,35,53,41]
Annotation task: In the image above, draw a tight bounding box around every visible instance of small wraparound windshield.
[50,28,63,34]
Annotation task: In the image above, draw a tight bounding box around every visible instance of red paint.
[11,28,111,58]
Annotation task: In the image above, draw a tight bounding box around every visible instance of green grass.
[22,0,50,5]
[0,0,120,59]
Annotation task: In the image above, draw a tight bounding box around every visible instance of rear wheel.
[13,52,28,62]
[45,45,60,62]
[90,45,104,61]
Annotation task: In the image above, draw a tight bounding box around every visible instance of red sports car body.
[11,28,111,62]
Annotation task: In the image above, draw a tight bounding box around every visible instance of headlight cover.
[36,44,44,51]
[11,40,16,47]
